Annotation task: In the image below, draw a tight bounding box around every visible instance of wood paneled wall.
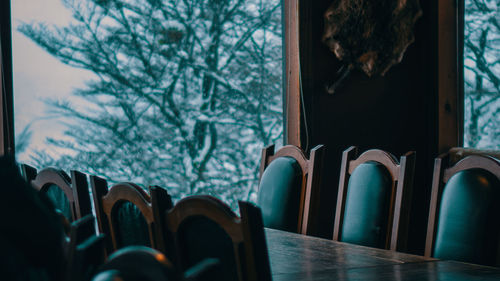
[286,0,460,254]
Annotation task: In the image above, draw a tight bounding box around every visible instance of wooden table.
[265,228,500,280]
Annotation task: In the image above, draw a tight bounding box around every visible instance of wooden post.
[438,0,461,153]
[284,0,301,147]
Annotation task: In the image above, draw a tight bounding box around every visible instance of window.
[10,0,283,209]
[463,0,499,149]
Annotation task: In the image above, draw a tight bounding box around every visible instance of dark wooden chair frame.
[20,164,92,222]
[165,195,271,281]
[333,146,416,251]
[90,176,172,255]
[425,153,500,258]
[259,144,325,235]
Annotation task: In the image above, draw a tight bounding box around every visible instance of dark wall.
[299,1,439,254]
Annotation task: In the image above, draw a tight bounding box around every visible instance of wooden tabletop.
[265,228,500,280]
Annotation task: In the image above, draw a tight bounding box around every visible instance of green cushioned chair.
[333,146,416,251]
[425,154,500,266]
[165,196,271,281]
[90,177,173,255]
[257,144,325,235]
[20,165,92,223]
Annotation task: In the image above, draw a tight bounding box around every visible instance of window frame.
[1,0,14,156]
[437,0,464,151]
[2,0,289,158]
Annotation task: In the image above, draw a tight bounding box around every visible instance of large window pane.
[463,0,499,149]
[12,0,283,208]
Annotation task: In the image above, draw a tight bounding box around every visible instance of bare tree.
[19,0,283,208]
[464,0,500,149]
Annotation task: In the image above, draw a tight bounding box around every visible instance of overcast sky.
[11,0,93,163]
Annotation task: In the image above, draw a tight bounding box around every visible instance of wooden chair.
[90,175,173,255]
[65,215,106,281]
[257,144,325,235]
[93,246,219,281]
[448,147,500,165]
[165,195,272,281]
[333,146,416,251]
[93,246,177,281]
[425,153,500,266]
[20,164,92,223]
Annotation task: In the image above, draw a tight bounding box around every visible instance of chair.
[448,147,500,164]
[93,246,177,281]
[65,215,106,281]
[92,246,219,281]
[1,156,67,281]
[257,144,325,235]
[20,164,92,223]
[165,195,272,281]
[333,146,416,251]
[90,176,173,255]
[425,153,500,266]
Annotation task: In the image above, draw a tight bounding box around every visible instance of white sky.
[11,0,93,163]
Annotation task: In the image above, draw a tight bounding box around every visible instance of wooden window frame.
[0,0,14,156]
[283,0,301,147]
[437,0,463,152]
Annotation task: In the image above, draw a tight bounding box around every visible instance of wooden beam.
[284,0,301,147]
[437,0,460,153]
[0,39,4,155]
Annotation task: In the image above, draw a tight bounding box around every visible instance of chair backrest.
[425,154,500,266]
[333,146,416,251]
[65,215,106,281]
[257,144,325,235]
[2,157,66,281]
[165,195,271,281]
[90,176,173,255]
[20,164,92,223]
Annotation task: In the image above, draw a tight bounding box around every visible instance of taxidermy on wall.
[322,0,422,94]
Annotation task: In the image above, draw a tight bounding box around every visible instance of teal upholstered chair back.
[334,146,416,251]
[90,177,172,255]
[340,161,392,248]
[257,144,325,235]
[257,157,302,232]
[177,216,239,281]
[166,196,272,281]
[23,165,92,223]
[45,184,73,222]
[112,201,152,248]
[426,155,500,266]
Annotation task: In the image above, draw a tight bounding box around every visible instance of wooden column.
[437,0,461,152]
[0,42,4,155]
[284,0,301,147]
[0,0,14,156]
